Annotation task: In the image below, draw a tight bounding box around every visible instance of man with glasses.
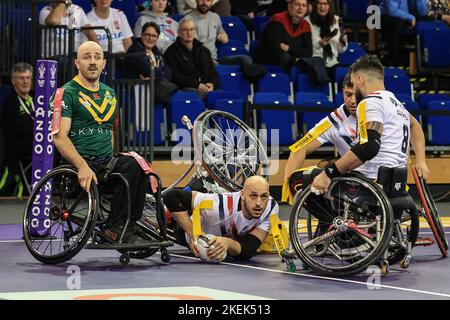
[162,176,278,261]
[1,63,35,194]
[164,18,219,98]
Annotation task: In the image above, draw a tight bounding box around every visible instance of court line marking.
[170,253,450,299]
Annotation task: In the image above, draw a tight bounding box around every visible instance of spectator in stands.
[255,0,312,72]
[427,0,450,25]
[124,22,178,104]
[164,18,219,98]
[134,0,179,53]
[185,0,229,62]
[230,0,259,30]
[177,0,231,16]
[39,0,98,56]
[380,0,428,66]
[305,0,347,79]
[87,0,133,54]
[1,63,34,183]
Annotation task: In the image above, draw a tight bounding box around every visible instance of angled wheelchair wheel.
[193,110,269,191]
[412,167,448,257]
[23,167,99,264]
[289,175,394,276]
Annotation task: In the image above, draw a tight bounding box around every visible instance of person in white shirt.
[311,55,429,198]
[39,0,98,56]
[162,176,278,261]
[87,0,133,54]
[304,0,347,79]
[134,0,179,53]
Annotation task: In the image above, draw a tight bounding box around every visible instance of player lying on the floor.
[162,176,279,262]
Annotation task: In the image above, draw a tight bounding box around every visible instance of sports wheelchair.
[284,166,447,277]
[23,110,269,265]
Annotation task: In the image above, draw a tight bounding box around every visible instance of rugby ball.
[197,234,227,263]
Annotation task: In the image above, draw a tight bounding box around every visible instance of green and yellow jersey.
[50,76,117,159]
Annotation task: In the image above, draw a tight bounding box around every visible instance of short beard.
[197,5,209,14]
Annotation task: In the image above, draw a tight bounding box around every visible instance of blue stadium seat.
[170,91,202,102]
[169,99,205,145]
[339,0,369,22]
[218,72,251,98]
[249,40,259,60]
[334,92,344,106]
[384,74,413,98]
[384,67,407,77]
[266,65,286,74]
[254,93,297,146]
[206,90,243,108]
[338,42,367,66]
[296,73,331,97]
[416,21,449,37]
[422,29,450,68]
[220,16,244,27]
[173,14,185,22]
[417,93,450,110]
[111,0,138,27]
[253,16,269,39]
[217,45,250,59]
[0,86,12,110]
[395,93,419,112]
[334,66,349,92]
[427,101,450,145]
[215,64,241,73]
[222,22,249,45]
[213,99,245,119]
[257,73,292,97]
[295,92,335,133]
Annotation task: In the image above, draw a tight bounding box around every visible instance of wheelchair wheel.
[289,175,394,276]
[412,167,448,257]
[386,208,419,266]
[193,110,269,191]
[23,167,99,264]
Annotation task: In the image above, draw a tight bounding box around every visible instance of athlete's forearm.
[284,149,307,181]
[171,211,194,239]
[410,116,426,164]
[54,134,89,170]
[334,150,363,174]
[225,238,242,256]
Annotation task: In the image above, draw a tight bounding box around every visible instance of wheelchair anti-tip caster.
[161,248,171,263]
[119,253,130,265]
[400,255,411,269]
[380,261,389,275]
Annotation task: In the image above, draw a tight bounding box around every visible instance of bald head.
[243,176,269,193]
[77,41,104,60]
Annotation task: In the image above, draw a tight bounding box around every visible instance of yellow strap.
[192,200,213,237]
[289,120,332,153]
[358,100,368,144]
[270,215,287,256]
[281,178,292,204]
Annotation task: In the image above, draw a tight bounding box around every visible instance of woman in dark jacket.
[124,21,177,104]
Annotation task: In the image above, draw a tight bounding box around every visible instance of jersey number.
[401,124,409,154]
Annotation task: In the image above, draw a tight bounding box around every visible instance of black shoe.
[102,225,124,243]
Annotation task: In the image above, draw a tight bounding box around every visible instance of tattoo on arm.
[366,121,383,135]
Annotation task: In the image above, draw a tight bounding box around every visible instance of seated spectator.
[124,22,178,104]
[1,63,34,186]
[380,0,428,66]
[87,0,133,54]
[177,0,231,16]
[255,0,312,72]
[134,0,179,53]
[305,0,347,79]
[164,18,220,98]
[427,0,450,25]
[230,0,259,30]
[39,0,98,56]
[185,0,253,65]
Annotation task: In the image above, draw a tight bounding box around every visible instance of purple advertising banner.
[30,60,58,236]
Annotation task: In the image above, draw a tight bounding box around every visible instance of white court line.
[170,253,450,299]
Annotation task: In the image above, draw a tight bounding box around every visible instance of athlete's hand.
[414,163,430,180]
[311,171,331,195]
[77,164,97,193]
[189,236,200,258]
[206,236,228,261]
